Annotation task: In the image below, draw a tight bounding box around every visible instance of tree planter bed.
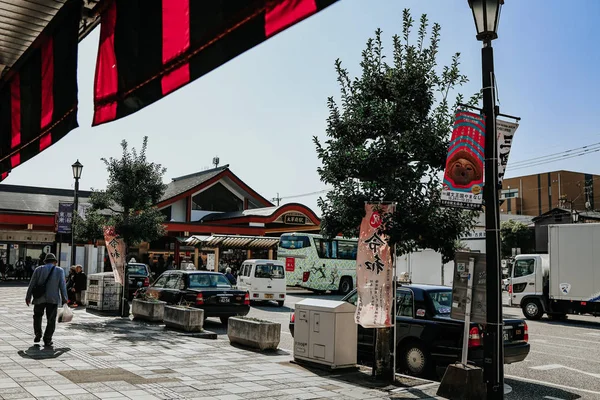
[164,306,204,332]
[227,317,280,351]
[131,299,166,322]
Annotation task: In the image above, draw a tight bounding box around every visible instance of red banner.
[355,203,395,328]
[441,110,486,209]
[103,226,126,284]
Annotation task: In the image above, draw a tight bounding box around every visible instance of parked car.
[142,270,250,324]
[289,284,530,378]
[125,263,152,300]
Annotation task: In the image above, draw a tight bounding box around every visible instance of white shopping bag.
[58,303,73,323]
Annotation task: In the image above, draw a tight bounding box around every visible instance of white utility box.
[293,299,357,369]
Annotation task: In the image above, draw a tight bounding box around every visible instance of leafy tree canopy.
[500,219,534,259]
[314,10,479,262]
[75,136,167,248]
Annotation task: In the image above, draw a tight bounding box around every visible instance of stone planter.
[131,299,166,322]
[227,317,281,351]
[164,306,204,332]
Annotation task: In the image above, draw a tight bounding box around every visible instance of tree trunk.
[374,328,393,380]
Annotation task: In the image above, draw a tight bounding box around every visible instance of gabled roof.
[160,165,229,202]
[158,165,273,208]
[201,203,320,225]
[532,207,572,222]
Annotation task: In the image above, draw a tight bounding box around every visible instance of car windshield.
[188,273,232,288]
[127,264,147,275]
[255,264,284,279]
[428,290,452,315]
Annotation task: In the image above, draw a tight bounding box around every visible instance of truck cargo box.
[549,224,600,302]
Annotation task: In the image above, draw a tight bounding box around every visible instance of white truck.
[396,249,455,286]
[509,223,600,320]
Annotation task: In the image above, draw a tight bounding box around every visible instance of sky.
[5,0,600,216]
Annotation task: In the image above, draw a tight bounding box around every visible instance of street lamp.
[468,0,504,398]
[71,160,83,269]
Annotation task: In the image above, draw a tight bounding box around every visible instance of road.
[230,289,600,400]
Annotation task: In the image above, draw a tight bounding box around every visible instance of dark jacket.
[225,272,237,285]
[74,271,87,292]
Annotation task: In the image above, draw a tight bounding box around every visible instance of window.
[127,264,148,276]
[345,292,358,306]
[428,290,452,315]
[164,274,181,289]
[513,259,535,278]
[152,274,168,288]
[314,239,333,258]
[241,265,250,277]
[396,291,414,317]
[188,273,232,288]
[279,235,311,249]
[336,240,358,260]
[255,264,285,279]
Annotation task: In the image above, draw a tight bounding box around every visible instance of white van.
[238,259,286,307]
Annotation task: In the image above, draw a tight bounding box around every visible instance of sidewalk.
[0,283,443,400]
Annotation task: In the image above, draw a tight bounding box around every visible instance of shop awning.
[185,235,279,250]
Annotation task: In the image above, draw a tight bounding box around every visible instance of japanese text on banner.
[103,226,126,284]
[355,203,395,328]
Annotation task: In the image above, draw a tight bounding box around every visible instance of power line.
[509,141,600,167]
[509,147,600,171]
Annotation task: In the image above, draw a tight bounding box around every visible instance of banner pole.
[392,243,397,383]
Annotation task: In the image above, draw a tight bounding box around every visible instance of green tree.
[500,219,533,259]
[314,10,478,263]
[75,137,167,251]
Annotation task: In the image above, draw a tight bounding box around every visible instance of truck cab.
[509,254,549,320]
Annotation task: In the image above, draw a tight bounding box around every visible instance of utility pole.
[272,193,281,206]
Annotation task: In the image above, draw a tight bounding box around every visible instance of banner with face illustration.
[441,111,486,209]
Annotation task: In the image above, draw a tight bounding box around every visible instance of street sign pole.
[461,257,475,365]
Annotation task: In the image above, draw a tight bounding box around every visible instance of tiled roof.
[0,184,91,214]
[201,206,281,222]
[160,165,229,202]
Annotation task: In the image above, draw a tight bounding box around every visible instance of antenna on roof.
[272,192,282,206]
[212,156,220,168]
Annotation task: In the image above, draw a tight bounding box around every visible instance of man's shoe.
[43,340,53,347]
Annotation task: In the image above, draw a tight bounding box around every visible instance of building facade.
[501,170,600,216]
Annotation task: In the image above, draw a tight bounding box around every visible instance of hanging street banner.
[57,202,74,234]
[441,111,486,210]
[355,203,395,328]
[497,118,519,186]
[103,226,126,284]
[450,251,487,324]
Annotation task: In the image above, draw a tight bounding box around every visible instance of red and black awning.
[0,0,81,180]
[92,0,337,126]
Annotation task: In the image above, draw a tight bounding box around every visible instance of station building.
[0,165,321,271]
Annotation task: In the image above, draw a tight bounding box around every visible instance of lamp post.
[71,160,83,268]
[468,1,504,398]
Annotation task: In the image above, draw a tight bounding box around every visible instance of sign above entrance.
[278,212,312,226]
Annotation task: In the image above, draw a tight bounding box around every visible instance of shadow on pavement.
[229,342,291,356]
[18,346,70,359]
[506,378,581,399]
[251,302,294,313]
[541,317,600,330]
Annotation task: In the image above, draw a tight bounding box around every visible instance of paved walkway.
[0,283,443,400]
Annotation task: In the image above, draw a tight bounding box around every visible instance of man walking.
[73,265,87,307]
[25,253,67,347]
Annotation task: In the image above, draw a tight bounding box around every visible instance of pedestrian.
[25,256,34,280]
[0,258,6,281]
[66,267,77,305]
[73,265,87,307]
[15,257,25,280]
[25,253,67,347]
[224,267,237,285]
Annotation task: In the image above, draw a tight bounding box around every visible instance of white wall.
[396,249,454,286]
[171,198,187,222]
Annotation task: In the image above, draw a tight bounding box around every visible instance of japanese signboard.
[441,111,486,210]
[497,119,519,186]
[57,202,74,233]
[355,203,395,328]
[450,252,486,324]
[103,226,126,284]
[283,214,307,225]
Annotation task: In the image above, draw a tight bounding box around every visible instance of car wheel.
[522,299,543,320]
[277,301,284,307]
[220,317,230,325]
[338,277,353,295]
[399,341,431,378]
